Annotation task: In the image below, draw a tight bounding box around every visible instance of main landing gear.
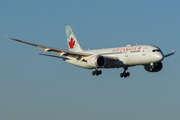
[120,67,130,78]
[92,69,102,76]
[92,67,130,78]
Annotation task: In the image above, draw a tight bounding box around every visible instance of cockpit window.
[152,49,161,52]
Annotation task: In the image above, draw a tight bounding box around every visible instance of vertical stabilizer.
[65,24,83,52]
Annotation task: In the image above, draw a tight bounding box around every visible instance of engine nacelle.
[144,62,163,72]
[87,55,106,68]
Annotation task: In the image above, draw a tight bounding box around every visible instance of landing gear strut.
[120,67,130,78]
[92,69,102,76]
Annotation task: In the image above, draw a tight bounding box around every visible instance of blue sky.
[0,0,180,120]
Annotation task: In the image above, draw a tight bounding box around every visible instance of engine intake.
[87,55,106,68]
[144,62,163,72]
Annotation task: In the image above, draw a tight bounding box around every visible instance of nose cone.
[157,53,164,61]
[153,53,164,62]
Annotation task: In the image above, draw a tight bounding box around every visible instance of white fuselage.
[65,45,164,69]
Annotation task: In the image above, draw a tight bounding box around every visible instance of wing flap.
[37,53,71,60]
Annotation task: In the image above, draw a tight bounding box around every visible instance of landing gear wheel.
[92,69,102,76]
[120,67,130,78]
[126,72,130,76]
[99,70,102,74]
[95,70,98,75]
[96,71,99,76]
[120,73,123,77]
[92,71,95,76]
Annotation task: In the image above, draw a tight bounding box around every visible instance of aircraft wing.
[6,36,122,65]
[164,50,175,58]
[6,36,91,61]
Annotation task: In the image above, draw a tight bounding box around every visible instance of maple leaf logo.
[68,38,75,49]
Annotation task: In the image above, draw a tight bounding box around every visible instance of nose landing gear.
[120,67,130,78]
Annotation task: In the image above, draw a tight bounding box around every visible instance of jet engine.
[144,62,163,72]
[87,55,106,68]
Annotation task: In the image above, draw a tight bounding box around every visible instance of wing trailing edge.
[36,53,71,60]
[6,36,91,61]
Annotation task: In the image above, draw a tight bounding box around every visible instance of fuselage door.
[125,51,128,57]
[142,48,147,55]
[124,51,131,65]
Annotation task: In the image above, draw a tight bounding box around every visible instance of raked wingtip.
[5,36,11,39]
[173,50,175,53]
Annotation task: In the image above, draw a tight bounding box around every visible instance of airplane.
[6,24,175,78]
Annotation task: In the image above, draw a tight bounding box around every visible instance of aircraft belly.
[130,54,151,65]
[65,59,93,69]
[121,53,151,66]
